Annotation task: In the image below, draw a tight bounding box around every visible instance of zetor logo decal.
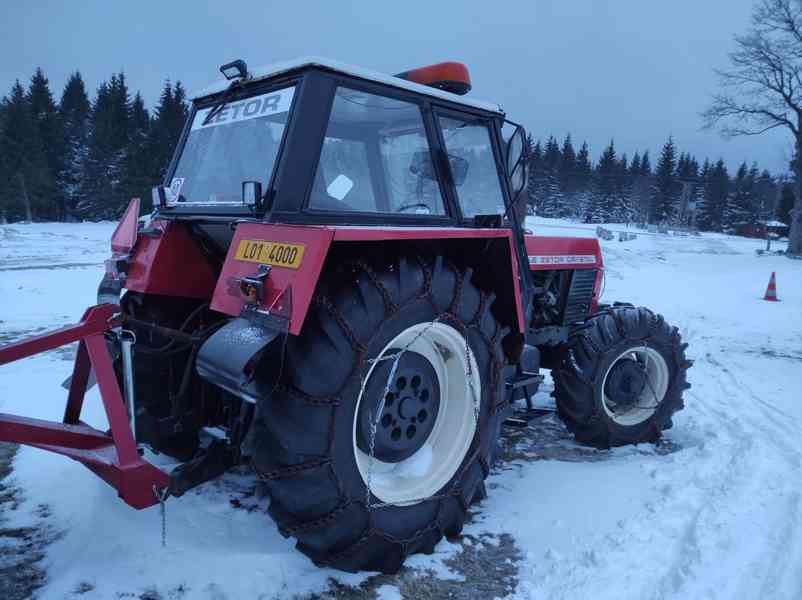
[529,255,597,265]
[191,88,295,131]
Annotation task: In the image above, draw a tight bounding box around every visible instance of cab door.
[431,110,510,224]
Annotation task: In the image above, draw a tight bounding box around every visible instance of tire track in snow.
[650,383,756,600]
[653,350,802,599]
[755,491,801,599]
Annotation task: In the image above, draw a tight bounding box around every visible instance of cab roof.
[192,56,504,115]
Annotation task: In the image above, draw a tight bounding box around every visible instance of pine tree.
[586,140,618,223]
[0,97,7,223]
[59,72,91,215]
[651,138,680,224]
[526,137,542,213]
[630,152,641,174]
[27,68,65,219]
[675,152,699,227]
[147,80,189,184]
[723,162,753,231]
[557,134,577,217]
[78,73,133,218]
[698,159,730,231]
[0,81,51,221]
[559,134,576,176]
[537,136,564,218]
[694,159,711,229]
[615,153,634,223]
[574,141,593,219]
[542,136,560,171]
[640,150,652,175]
[119,93,151,211]
[753,168,775,222]
[576,141,591,174]
[628,151,648,223]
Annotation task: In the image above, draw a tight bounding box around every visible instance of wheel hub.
[604,358,647,412]
[357,350,440,463]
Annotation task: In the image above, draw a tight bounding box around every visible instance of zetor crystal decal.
[529,255,597,265]
[234,239,306,269]
[191,88,295,131]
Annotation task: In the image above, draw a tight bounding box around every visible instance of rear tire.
[552,306,691,448]
[249,254,506,573]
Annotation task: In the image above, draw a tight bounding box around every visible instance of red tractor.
[0,58,690,573]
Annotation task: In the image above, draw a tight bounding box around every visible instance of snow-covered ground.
[0,219,801,599]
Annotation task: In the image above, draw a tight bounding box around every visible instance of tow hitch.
[0,304,169,509]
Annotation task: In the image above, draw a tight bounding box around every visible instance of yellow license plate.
[234,239,306,269]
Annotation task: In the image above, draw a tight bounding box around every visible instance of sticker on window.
[191,88,295,131]
[169,177,185,201]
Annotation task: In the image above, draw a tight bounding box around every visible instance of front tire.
[552,306,691,448]
[249,254,506,573]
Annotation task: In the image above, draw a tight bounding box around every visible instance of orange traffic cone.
[763,272,780,301]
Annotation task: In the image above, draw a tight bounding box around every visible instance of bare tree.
[703,0,802,255]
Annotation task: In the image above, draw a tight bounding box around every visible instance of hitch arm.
[0,304,119,366]
[0,303,169,509]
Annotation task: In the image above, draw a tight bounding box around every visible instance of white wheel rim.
[600,345,669,426]
[354,322,480,506]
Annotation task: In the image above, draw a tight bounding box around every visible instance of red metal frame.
[0,304,168,510]
[212,224,527,335]
[125,219,217,299]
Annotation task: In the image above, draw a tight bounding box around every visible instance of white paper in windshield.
[191,87,295,131]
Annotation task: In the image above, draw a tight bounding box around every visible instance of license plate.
[234,239,305,269]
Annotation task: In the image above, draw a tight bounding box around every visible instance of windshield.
[169,85,296,205]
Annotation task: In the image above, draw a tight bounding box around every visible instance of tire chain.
[255,256,503,566]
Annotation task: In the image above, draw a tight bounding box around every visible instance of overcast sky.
[0,0,791,174]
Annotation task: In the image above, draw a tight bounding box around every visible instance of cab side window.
[438,116,505,219]
[309,87,446,216]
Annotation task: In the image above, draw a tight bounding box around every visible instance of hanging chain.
[465,325,479,425]
[362,316,480,511]
[637,343,661,409]
[363,318,442,509]
[364,350,402,508]
[153,486,169,548]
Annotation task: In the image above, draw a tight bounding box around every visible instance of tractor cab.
[155,57,527,243]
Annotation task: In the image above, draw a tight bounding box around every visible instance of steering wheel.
[395,203,431,214]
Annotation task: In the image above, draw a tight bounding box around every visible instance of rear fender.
[125,220,218,299]
[212,224,525,337]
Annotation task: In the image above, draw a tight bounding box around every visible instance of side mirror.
[510,160,526,197]
[505,126,528,199]
[506,127,526,177]
[448,155,470,186]
[242,181,263,209]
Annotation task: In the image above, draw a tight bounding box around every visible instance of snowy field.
[1,219,801,599]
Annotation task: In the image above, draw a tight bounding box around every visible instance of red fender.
[211,224,526,336]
